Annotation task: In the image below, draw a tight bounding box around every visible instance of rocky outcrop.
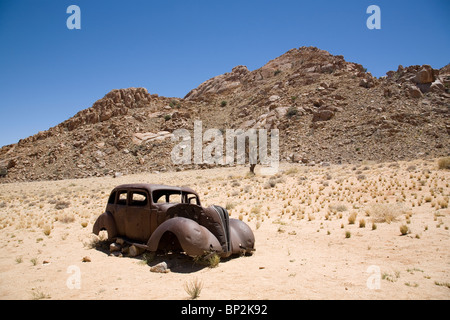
[1,47,449,182]
[63,87,153,131]
[385,64,447,96]
[184,65,249,100]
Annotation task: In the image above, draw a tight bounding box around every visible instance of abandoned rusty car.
[93,184,255,258]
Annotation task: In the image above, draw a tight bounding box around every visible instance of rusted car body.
[93,184,255,257]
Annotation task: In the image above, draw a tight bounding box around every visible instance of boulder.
[312,109,334,122]
[110,243,121,252]
[414,65,435,84]
[407,85,423,98]
[150,262,170,273]
[359,78,374,88]
[269,95,280,102]
[128,245,145,257]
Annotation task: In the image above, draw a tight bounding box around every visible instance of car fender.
[147,217,222,257]
[229,218,255,255]
[92,211,117,240]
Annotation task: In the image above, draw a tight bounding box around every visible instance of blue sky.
[0,0,449,147]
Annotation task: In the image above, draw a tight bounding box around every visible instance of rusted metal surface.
[93,184,255,257]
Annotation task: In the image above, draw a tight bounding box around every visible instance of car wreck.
[93,184,255,258]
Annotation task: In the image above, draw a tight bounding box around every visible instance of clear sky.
[0,0,449,147]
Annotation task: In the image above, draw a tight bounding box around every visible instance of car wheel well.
[157,231,183,253]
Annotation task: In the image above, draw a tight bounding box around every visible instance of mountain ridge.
[1,46,449,182]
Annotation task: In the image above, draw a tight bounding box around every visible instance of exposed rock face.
[185,65,250,100]
[133,131,174,145]
[1,46,449,182]
[64,87,153,132]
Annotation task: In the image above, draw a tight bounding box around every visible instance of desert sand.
[0,159,449,300]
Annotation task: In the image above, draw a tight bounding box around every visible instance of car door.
[125,189,152,242]
[114,189,128,236]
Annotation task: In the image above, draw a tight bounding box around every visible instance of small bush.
[345,231,351,238]
[220,100,227,107]
[194,253,220,268]
[329,203,348,213]
[359,219,366,228]
[225,202,236,210]
[348,212,357,225]
[264,178,277,189]
[366,203,406,224]
[169,100,179,108]
[438,157,450,170]
[54,201,70,210]
[286,106,298,118]
[400,225,409,236]
[207,254,220,268]
[164,114,172,121]
[43,225,51,236]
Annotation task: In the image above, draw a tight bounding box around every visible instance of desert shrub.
[194,253,220,268]
[43,225,52,236]
[231,180,240,187]
[263,178,277,189]
[220,100,227,107]
[169,100,180,108]
[286,106,298,118]
[329,203,348,213]
[438,157,450,170]
[357,174,366,181]
[59,213,75,223]
[54,201,70,210]
[366,203,406,224]
[225,202,236,210]
[359,219,366,228]
[400,225,409,236]
[285,167,298,175]
[348,212,357,224]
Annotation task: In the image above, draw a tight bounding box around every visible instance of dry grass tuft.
[184,278,203,300]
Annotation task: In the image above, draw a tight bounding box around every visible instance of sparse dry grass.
[0,159,449,299]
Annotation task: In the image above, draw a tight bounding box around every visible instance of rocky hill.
[1,46,449,182]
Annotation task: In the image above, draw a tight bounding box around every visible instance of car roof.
[112,183,198,195]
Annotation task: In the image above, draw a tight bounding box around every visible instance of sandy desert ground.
[0,159,449,300]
